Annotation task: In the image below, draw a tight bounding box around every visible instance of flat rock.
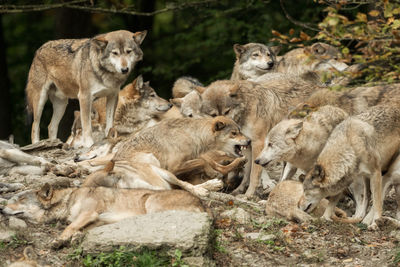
[82,211,212,256]
[0,227,15,242]
[9,217,27,229]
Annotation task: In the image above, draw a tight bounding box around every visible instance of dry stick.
[279,0,320,32]
[201,191,264,211]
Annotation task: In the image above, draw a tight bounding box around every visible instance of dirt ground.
[1,143,400,267]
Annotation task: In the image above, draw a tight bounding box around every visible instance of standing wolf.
[200,78,322,196]
[26,30,147,147]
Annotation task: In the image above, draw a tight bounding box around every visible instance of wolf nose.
[246,139,251,146]
[168,103,173,109]
[121,67,129,74]
[254,159,261,165]
[268,61,274,68]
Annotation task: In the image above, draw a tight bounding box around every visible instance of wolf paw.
[191,186,209,197]
[197,179,224,192]
[51,238,68,250]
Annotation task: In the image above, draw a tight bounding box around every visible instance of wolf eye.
[252,53,260,57]
[112,51,119,56]
[267,53,271,56]
[150,93,156,97]
[231,131,237,136]
[126,49,132,54]
[268,143,273,147]
[223,109,230,115]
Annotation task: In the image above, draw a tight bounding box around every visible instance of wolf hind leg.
[48,91,68,140]
[28,78,52,144]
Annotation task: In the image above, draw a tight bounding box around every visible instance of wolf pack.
[2,29,400,253]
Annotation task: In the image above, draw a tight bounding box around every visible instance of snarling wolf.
[66,75,172,148]
[300,105,400,229]
[1,184,205,248]
[78,116,250,196]
[230,43,280,81]
[200,78,322,196]
[26,30,147,148]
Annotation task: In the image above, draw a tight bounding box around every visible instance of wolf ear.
[311,164,325,186]
[134,75,145,94]
[170,98,183,108]
[286,121,303,139]
[212,119,226,132]
[194,86,206,94]
[229,84,240,97]
[133,30,147,45]
[93,35,108,49]
[38,183,53,201]
[311,43,326,55]
[269,45,281,55]
[233,44,246,57]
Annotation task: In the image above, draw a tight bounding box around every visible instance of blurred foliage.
[271,0,400,85]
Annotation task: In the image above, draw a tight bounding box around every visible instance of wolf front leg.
[245,139,267,197]
[105,92,119,137]
[362,170,382,230]
[53,211,99,249]
[78,90,94,148]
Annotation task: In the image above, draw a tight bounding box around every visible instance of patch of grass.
[172,249,189,267]
[7,234,30,249]
[80,246,170,267]
[393,249,400,265]
[356,223,368,231]
[252,217,288,231]
[213,229,228,254]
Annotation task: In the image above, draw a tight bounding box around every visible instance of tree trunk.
[0,15,12,140]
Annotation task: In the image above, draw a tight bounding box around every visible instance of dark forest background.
[0,0,392,145]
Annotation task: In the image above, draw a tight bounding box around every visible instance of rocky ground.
[0,141,400,267]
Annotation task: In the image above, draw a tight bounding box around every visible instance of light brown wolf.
[1,184,205,249]
[170,89,204,118]
[230,43,280,81]
[79,116,250,196]
[200,78,322,196]
[266,180,359,223]
[291,83,400,116]
[26,30,147,148]
[299,105,400,229]
[171,76,204,98]
[275,42,348,83]
[66,75,172,148]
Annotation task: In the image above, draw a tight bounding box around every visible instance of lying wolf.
[1,183,205,248]
[230,43,280,81]
[200,78,322,196]
[79,116,250,196]
[67,75,172,148]
[172,76,204,98]
[26,30,147,148]
[300,105,400,229]
[266,180,359,223]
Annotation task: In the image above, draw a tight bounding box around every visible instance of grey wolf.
[266,180,359,223]
[66,75,172,148]
[1,183,205,249]
[275,42,348,84]
[172,76,204,98]
[255,105,348,180]
[79,116,250,196]
[230,43,280,81]
[299,105,400,229]
[200,78,322,196]
[26,30,147,148]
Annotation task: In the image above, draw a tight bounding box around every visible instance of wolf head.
[128,75,173,117]
[298,164,327,213]
[255,119,303,167]
[234,43,280,80]
[211,116,251,158]
[1,184,56,223]
[171,90,204,118]
[92,30,147,75]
